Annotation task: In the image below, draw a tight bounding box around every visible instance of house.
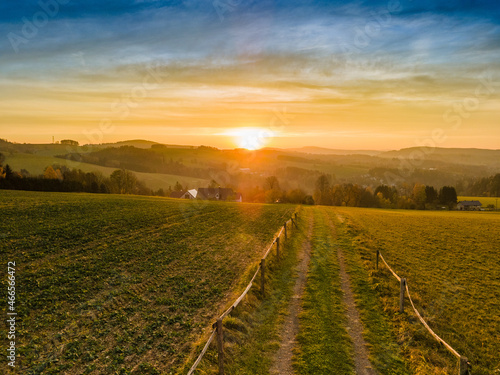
[170,191,185,199]
[197,187,242,202]
[187,189,198,199]
[170,189,197,199]
[457,200,482,211]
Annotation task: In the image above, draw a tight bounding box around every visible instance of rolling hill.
[1,138,499,194]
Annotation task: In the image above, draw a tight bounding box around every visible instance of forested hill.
[1,138,499,196]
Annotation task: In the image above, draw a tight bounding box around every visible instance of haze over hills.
[379,147,500,167]
[285,146,382,156]
[1,138,499,194]
[100,140,196,149]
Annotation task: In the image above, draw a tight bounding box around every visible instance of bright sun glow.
[226,127,275,150]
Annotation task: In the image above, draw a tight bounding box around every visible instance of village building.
[170,187,242,202]
[169,189,197,199]
[457,200,482,211]
[197,187,242,202]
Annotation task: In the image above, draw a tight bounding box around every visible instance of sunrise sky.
[1,0,499,150]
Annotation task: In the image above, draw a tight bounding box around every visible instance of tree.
[110,169,138,194]
[4,164,13,180]
[265,188,282,203]
[173,181,183,191]
[412,183,427,210]
[304,195,315,205]
[314,175,332,205]
[359,187,377,207]
[375,185,398,205]
[99,183,110,194]
[90,181,99,193]
[287,188,307,204]
[340,183,363,207]
[0,152,5,179]
[60,139,79,146]
[492,174,500,197]
[439,186,458,209]
[377,192,392,208]
[44,165,59,180]
[425,185,438,204]
[265,176,280,191]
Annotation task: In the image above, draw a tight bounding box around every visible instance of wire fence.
[376,250,472,375]
[187,212,299,375]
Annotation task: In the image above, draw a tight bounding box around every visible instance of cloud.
[0,0,499,148]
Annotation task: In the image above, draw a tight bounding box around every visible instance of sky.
[1,0,499,150]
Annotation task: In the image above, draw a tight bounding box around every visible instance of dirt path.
[270,214,313,375]
[334,216,377,375]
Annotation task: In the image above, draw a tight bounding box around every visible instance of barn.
[457,200,482,211]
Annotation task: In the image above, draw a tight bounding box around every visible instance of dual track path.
[271,207,377,375]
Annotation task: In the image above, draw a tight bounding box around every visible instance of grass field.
[2,152,210,191]
[0,190,296,374]
[335,207,500,375]
[2,191,499,375]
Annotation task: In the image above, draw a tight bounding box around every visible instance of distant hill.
[379,147,500,169]
[286,146,381,156]
[2,139,499,194]
[98,140,195,149]
[100,139,160,148]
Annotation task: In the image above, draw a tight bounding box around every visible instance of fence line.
[376,250,471,375]
[187,329,216,375]
[377,251,401,282]
[187,211,299,375]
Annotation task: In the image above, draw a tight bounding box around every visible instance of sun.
[226,127,275,150]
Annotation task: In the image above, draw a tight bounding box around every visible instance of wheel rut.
[330,211,377,375]
[270,215,313,375]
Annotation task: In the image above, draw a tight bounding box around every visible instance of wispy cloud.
[0,0,499,148]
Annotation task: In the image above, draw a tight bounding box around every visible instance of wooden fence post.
[260,259,265,296]
[376,250,379,270]
[284,223,287,240]
[459,356,470,375]
[276,237,280,261]
[399,278,406,313]
[216,318,224,375]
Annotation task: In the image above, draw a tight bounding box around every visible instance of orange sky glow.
[1,1,499,150]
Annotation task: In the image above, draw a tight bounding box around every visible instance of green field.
[0,191,296,374]
[2,152,210,191]
[335,208,500,375]
[2,191,499,375]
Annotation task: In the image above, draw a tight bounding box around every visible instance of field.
[0,190,296,374]
[2,152,210,191]
[335,207,500,375]
[2,190,499,375]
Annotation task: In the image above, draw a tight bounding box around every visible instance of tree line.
[459,173,500,197]
[311,174,458,209]
[0,156,155,196]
